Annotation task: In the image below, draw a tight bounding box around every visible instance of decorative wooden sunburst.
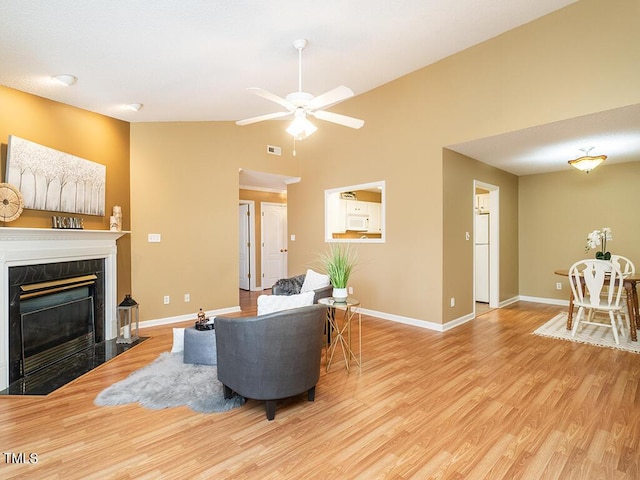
[0,183,24,222]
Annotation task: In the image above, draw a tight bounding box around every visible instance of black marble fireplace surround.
[1,336,146,395]
[0,229,138,395]
[8,259,105,390]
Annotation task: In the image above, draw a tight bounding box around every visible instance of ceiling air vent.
[267,145,281,156]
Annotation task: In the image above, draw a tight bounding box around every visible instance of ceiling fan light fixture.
[568,147,607,173]
[286,111,317,140]
[237,38,364,134]
[51,74,77,86]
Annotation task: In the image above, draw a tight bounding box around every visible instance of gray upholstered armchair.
[215,304,326,420]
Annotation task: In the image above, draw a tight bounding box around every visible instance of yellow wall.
[0,86,132,299]
[127,0,640,326]
[352,190,381,203]
[285,0,640,325]
[519,161,640,300]
[443,149,519,319]
[6,0,636,326]
[130,122,299,321]
[239,188,287,287]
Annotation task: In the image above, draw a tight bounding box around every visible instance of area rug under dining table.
[533,311,640,354]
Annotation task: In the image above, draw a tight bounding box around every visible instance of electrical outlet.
[184,293,190,302]
[348,286,353,294]
[163,295,170,304]
[450,297,455,307]
[556,282,562,290]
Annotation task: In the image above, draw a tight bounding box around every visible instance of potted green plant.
[319,243,357,302]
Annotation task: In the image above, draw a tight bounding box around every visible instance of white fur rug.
[94,352,245,413]
[533,312,640,354]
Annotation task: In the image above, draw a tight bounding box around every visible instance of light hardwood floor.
[1,293,639,479]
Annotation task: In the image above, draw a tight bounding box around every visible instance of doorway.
[239,169,296,291]
[473,181,499,314]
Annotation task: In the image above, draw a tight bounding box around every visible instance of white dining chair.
[610,254,635,278]
[600,255,635,317]
[569,259,629,344]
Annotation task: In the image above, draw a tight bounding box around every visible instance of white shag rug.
[533,312,640,354]
[94,352,245,413]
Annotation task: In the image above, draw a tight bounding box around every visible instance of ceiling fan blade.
[246,87,294,110]
[236,111,292,126]
[312,110,364,129]
[306,86,354,111]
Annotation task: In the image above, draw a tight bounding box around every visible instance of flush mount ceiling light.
[568,147,607,173]
[51,74,77,86]
[125,103,143,112]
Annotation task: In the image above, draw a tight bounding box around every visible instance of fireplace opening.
[8,259,106,385]
[20,275,97,376]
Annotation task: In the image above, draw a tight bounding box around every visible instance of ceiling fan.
[236,39,365,140]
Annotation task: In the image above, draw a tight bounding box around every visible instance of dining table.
[554,269,640,341]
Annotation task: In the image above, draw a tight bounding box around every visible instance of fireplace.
[0,227,126,391]
[9,260,105,382]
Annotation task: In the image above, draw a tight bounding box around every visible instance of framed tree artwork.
[6,135,106,216]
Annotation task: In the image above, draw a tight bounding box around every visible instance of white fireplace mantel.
[0,227,128,390]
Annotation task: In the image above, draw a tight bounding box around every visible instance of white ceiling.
[449,104,640,176]
[0,0,575,122]
[239,169,298,192]
[2,0,638,179]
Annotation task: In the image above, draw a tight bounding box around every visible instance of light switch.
[290,234,296,241]
[465,232,470,241]
[148,233,161,243]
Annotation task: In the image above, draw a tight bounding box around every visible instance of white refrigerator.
[475,213,490,303]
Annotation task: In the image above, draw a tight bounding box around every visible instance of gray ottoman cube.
[183,327,217,365]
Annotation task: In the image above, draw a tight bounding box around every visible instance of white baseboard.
[361,295,567,333]
[519,295,569,306]
[499,296,520,307]
[442,312,476,331]
[140,306,241,329]
[359,307,474,332]
[139,296,568,332]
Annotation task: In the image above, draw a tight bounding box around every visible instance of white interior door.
[262,203,287,289]
[238,203,250,290]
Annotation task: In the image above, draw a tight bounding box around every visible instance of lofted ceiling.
[2,0,638,179]
[0,0,575,123]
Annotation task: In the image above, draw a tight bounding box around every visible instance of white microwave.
[346,215,369,231]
